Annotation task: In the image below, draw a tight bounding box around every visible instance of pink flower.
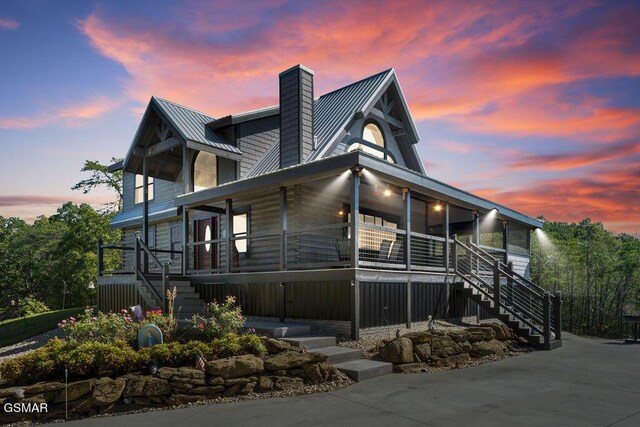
[197,322,204,330]
[61,319,67,324]
[92,317,97,321]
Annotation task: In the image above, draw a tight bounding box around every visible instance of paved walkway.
[71,334,640,426]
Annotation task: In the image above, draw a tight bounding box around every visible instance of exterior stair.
[452,236,562,350]
[148,277,205,319]
[281,334,393,381]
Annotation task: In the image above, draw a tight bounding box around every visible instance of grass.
[0,307,84,347]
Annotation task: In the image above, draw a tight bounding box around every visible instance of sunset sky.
[0,0,639,233]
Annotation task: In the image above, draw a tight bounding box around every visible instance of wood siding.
[236,116,279,178]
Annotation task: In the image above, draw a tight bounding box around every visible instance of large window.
[193,151,217,191]
[508,223,530,255]
[233,210,250,254]
[134,174,154,204]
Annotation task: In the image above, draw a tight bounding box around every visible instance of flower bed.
[0,338,346,424]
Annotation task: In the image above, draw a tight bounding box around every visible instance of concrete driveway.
[70,333,640,426]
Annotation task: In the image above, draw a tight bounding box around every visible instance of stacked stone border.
[0,339,343,423]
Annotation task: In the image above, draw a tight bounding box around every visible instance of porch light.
[351,165,364,177]
[434,203,442,212]
[338,209,344,216]
[383,188,392,197]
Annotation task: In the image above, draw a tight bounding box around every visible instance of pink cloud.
[0,95,121,130]
[0,18,19,30]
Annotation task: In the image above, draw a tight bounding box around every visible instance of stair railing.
[453,235,557,346]
[135,237,169,312]
[468,241,561,339]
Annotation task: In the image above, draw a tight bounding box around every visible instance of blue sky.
[1,0,639,232]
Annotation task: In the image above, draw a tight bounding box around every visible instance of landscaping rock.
[123,376,171,397]
[255,376,273,392]
[224,377,250,386]
[413,343,432,362]
[303,362,332,384]
[264,338,300,354]
[434,353,470,368]
[458,341,473,353]
[53,379,94,403]
[449,331,471,343]
[264,351,326,371]
[170,382,192,393]
[273,376,304,391]
[0,387,25,399]
[92,378,126,404]
[207,376,224,386]
[190,385,225,396]
[402,331,432,343]
[394,363,430,374]
[222,384,242,397]
[470,339,507,357]
[133,397,163,407]
[431,335,461,358]
[488,323,512,340]
[206,354,264,378]
[24,382,64,395]
[157,367,205,384]
[467,327,496,341]
[380,337,413,363]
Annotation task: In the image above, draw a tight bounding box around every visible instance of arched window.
[348,121,393,162]
[193,151,217,191]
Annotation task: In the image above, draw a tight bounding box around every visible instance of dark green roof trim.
[177,151,542,229]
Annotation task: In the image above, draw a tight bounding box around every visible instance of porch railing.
[358,223,405,269]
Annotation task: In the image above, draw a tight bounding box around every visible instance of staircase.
[452,236,562,350]
[248,322,392,381]
[149,278,205,319]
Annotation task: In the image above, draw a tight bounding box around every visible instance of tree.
[72,158,123,211]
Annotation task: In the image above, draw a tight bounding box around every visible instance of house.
[98,65,561,349]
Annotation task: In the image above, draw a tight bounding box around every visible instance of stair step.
[314,346,362,364]
[282,336,336,350]
[245,322,311,338]
[333,359,393,381]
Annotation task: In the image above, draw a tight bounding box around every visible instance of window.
[348,122,394,163]
[193,151,217,191]
[508,223,530,255]
[233,210,250,254]
[134,174,154,204]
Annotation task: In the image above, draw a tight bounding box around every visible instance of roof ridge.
[317,68,394,100]
[152,96,215,119]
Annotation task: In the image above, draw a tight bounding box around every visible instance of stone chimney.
[279,64,314,168]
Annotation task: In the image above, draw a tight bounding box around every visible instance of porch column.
[225,198,233,273]
[142,155,149,273]
[279,187,288,271]
[403,188,411,328]
[350,170,360,268]
[503,220,509,265]
[350,279,360,340]
[182,145,191,194]
[472,211,479,245]
[182,208,189,275]
[444,202,450,319]
[403,188,411,271]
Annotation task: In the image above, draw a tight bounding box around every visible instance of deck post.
[406,280,412,329]
[134,237,140,275]
[452,234,458,273]
[350,279,360,340]
[350,170,360,268]
[543,292,551,350]
[493,260,501,312]
[182,208,189,275]
[403,188,411,270]
[279,187,287,271]
[444,203,450,318]
[225,198,233,273]
[553,291,562,340]
[503,220,509,265]
[142,156,149,273]
[162,262,169,313]
[279,282,286,323]
[473,212,480,273]
[97,239,103,277]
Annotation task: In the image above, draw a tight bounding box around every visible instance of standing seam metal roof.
[152,97,241,155]
[244,69,393,178]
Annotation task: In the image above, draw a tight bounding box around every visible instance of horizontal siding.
[508,253,531,278]
[237,116,279,178]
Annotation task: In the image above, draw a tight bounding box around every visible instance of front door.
[194,217,218,271]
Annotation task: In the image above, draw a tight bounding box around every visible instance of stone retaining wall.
[0,339,341,423]
[379,323,516,371]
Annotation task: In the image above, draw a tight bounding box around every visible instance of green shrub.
[0,333,266,386]
[60,308,138,344]
[21,296,50,316]
[192,296,245,339]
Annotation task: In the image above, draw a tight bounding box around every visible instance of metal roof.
[152,97,241,155]
[110,200,179,229]
[244,69,394,178]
